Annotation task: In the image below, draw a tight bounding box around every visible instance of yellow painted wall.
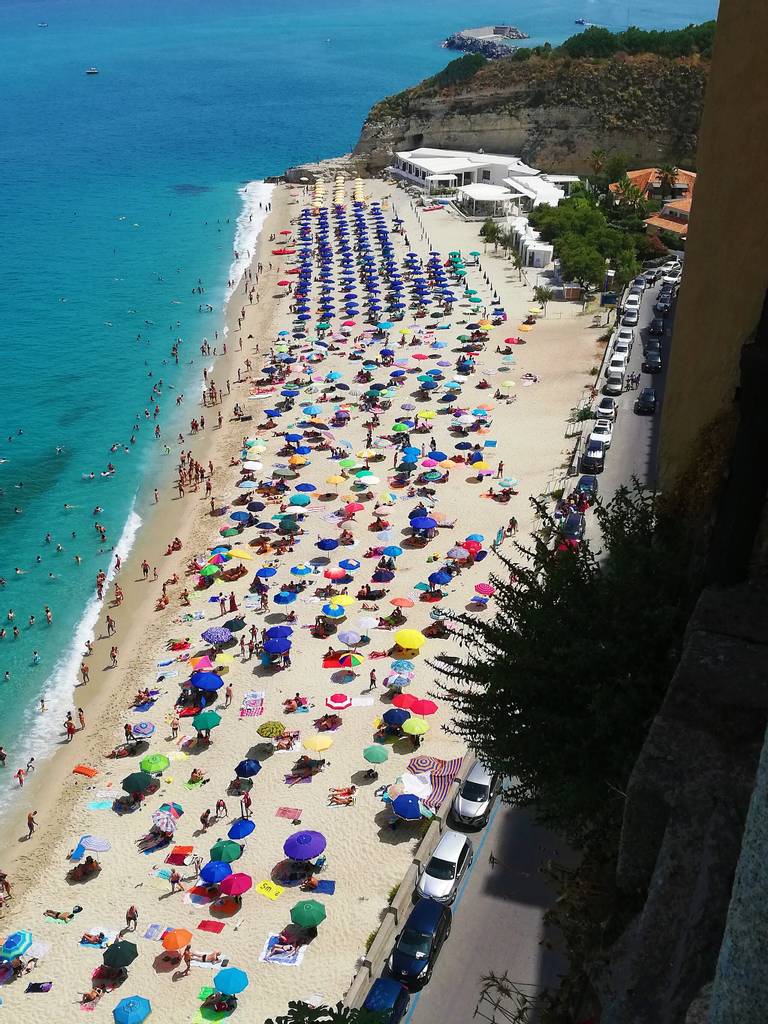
[659,0,768,498]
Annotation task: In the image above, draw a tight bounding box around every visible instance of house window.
[481,170,491,182]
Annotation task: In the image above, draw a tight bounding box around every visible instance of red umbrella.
[344,503,364,514]
[324,567,346,580]
[219,872,253,897]
[279,229,292,235]
[392,693,417,710]
[390,597,414,608]
[475,583,495,596]
[463,540,482,554]
[277,279,292,287]
[410,698,438,717]
[326,693,352,711]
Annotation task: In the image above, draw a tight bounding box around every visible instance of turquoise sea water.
[0,0,717,784]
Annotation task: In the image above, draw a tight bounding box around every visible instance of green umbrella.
[210,839,243,864]
[140,754,170,775]
[193,709,222,732]
[469,250,481,256]
[290,899,327,929]
[363,745,389,765]
[221,528,240,537]
[103,940,139,969]
[338,458,357,469]
[457,335,471,342]
[256,720,286,739]
[200,564,221,577]
[121,771,153,795]
[403,717,429,736]
[392,423,408,433]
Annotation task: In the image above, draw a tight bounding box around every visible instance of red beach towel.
[198,921,225,934]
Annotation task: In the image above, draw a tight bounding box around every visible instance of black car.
[580,439,606,474]
[635,387,657,414]
[561,512,586,542]
[389,898,451,990]
[575,475,599,501]
[644,337,662,355]
[654,297,672,316]
[648,317,665,337]
[643,351,662,373]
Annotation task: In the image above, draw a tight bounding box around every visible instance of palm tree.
[480,218,500,251]
[657,164,679,199]
[533,285,555,315]
[589,149,606,178]
[511,252,524,281]
[613,175,645,213]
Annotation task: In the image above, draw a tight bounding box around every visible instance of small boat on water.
[85,67,99,75]
[575,18,591,25]
[38,22,48,28]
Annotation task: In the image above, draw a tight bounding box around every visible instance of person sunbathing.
[315,714,341,732]
[188,767,206,784]
[81,986,105,1004]
[328,791,356,806]
[80,931,106,946]
[132,689,151,706]
[190,950,221,963]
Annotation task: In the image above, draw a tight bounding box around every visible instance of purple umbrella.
[201,627,233,646]
[284,830,326,861]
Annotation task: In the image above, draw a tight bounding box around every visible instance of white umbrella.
[242,461,263,471]
[399,773,432,799]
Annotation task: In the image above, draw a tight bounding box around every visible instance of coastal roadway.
[403,799,571,1024]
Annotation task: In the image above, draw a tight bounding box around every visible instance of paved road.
[598,278,675,499]
[403,799,571,1024]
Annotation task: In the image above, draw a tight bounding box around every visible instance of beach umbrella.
[162,928,193,952]
[290,563,313,577]
[140,754,170,775]
[394,628,426,651]
[382,546,403,558]
[392,693,418,711]
[384,673,412,690]
[113,996,152,1024]
[291,899,327,929]
[256,567,277,578]
[324,567,346,581]
[383,708,410,728]
[199,564,221,577]
[256,720,285,738]
[234,759,262,778]
[214,967,249,996]
[190,671,224,691]
[392,794,422,821]
[325,693,351,711]
[410,516,437,531]
[122,771,153,795]
[219,872,253,897]
[391,659,415,673]
[322,603,345,619]
[410,698,438,717]
[338,652,364,668]
[332,594,355,607]
[103,940,139,970]
[339,559,361,574]
[228,819,256,841]
[304,734,333,752]
[201,627,233,646]
[337,630,361,647]
[284,830,326,861]
[316,538,339,551]
[274,591,297,605]
[209,840,243,864]
[266,625,293,639]
[130,721,155,738]
[428,571,451,587]
[0,930,32,959]
[264,637,291,655]
[150,809,178,834]
[390,597,414,609]
[363,745,389,765]
[403,718,430,737]
[192,709,222,732]
[228,548,253,560]
[199,861,232,885]
[475,583,495,596]
[81,835,111,852]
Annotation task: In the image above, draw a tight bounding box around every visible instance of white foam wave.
[0,502,142,812]
[225,180,276,302]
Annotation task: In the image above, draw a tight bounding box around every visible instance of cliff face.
[354,53,708,173]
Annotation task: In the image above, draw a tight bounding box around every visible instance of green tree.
[557,236,606,289]
[657,163,679,198]
[266,1001,386,1024]
[589,149,606,178]
[431,486,691,842]
[510,251,524,281]
[533,285,555,314]
[480,217,502,251]
[612,248,641,290]
[604,153,629,187]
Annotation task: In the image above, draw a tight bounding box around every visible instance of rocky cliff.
[353,52,708,174]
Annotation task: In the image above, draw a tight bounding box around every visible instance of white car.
[615,327,635,346]
[662,270,682,286]
[623,293,641,311]
[604,371,625,396]
[451,762,500,826]
[416,831,473,903]
[605,354,627,378]
[595,396,618,420]
[621,308,640,327]
[613,341,631,361]
[589,418,614,449]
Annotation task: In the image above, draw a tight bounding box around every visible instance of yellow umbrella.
[228,549,253,560]
[304,735,333,752]
[518,324,533,332]
[326,475,344,486]
[417,410,436,420]
[215,652,235,665]
[332,594,355,607]
[398,327,410,334]
[500,381,516,391]
[395,628,426,651]
[471,460,489,471]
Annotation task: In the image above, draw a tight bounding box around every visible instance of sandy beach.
[0,178,599,1022]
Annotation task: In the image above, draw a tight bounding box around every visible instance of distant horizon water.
[0,0,718,794]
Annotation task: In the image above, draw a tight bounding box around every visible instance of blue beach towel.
[314,880,336,895]
[87,801,113,811]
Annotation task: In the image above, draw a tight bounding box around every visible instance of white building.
[505,215,554,269]
[391,147,577,215]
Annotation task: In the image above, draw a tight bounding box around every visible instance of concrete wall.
[659,0,768,504]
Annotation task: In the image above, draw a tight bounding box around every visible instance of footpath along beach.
[0,178,598,1022]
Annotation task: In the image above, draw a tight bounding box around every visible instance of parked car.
[621,308,640,327]
[581,439,606,473]
[614,326,635,346]
[613,341,631,361]
[643,351,662,373]
[363,980,410,1024]
[643,269,660,285]
[644,337,662,356]
[631,276,647,292]
[635,387,657,414]
[575,475,599,501]
[654,296,672,315]
[662,268,682,286]
[589,418,614,448]
[451,761,500,827]
[389,898,452,989]
[623,293,642,311]
[605,354,627,378]
[561,511,586,542]
[648,317,665,337]
[416,831,473,903]
[604,371,624,396]
[595,396,618,421]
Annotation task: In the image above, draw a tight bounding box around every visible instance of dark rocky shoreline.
[444,28,528,60]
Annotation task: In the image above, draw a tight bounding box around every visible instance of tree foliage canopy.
[431,486,692,843]
[266,1001,386,1024]
[558,22,716,60]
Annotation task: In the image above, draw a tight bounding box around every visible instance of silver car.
[451,761,500,826]
[416,831,473,903]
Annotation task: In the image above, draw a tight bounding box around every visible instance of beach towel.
[166,846,193,865]
[143,924,163,941]
[284,774,313,786]
[86,800,112,811]
[238,691,265,718]
[314,880,336,895]
[132,701,156,713]
[73,765,98,778]
[275,807,302,820]
[259,934,306,967]
[197,920,225,934]
[408,755,463,809]
[197,986,215,1001]
[184,887,214,907]
[69,839,87,862]
[80,931,115,948]
[350,696,375,707]
[25,982,53,993]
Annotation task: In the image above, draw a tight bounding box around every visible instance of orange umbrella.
[162,928,193,952]
[390,597,414,608]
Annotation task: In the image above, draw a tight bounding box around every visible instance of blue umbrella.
[391,659,415,673]
[392,794,422,821]
[230,510,250,522]
[266,625,293,638]
[130,721,155,738]
[200,860,232,885]
[339,558,361,571]
[256,567,277,578]
[411,516,437,531]
[214,966,249,996]
[322,604,345,619]
[264,637,291,655]
[428,571,451,586]
[190,671,224,691]
[201,627,233,646]
[274,591,297,605]
[382,546,403,557]
[290,564,313,577]
[234,759,262,778]
[316,538,339,551]
[372,569,395,583]
[0,930,32,959]
[228,819,256,841]
[246,501,266,512]
[113,996,152,1024]
[383,708,410,727]
[295,483,317,492]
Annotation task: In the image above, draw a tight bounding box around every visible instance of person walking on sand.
[81,662,90,684]
[78,708,85,730]
[125,905,138,932]
[224,682,233,708]
[215,798,227,818]
[169,868,183,893]
[14,768,24,787]
[199,808,211,831]
[181,944,192,976]
[171,715,179,739]
[110,646,118,667]
[240,791,252,819]
[26,811,37,839]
